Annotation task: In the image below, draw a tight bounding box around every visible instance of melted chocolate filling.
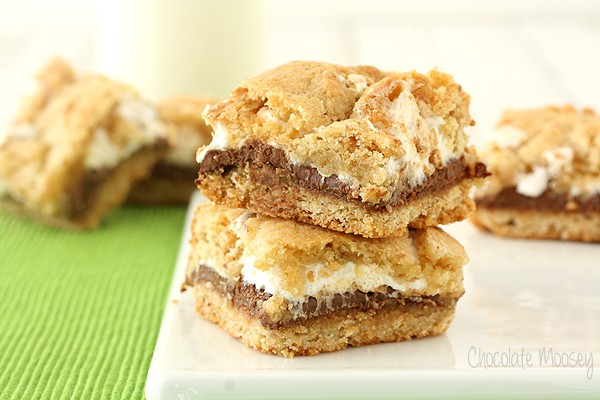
[187,264,454,329]
[151,162,197,181]
[477,187,600,212]
[197,140,488,211]
[69,140,168,218]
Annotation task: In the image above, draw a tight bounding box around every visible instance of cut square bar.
[182,203,468,357]
[0,58,169,228]
[196,61,488,238]
[473,105,600,242]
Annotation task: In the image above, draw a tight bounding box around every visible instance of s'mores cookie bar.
[183,203,468,357]
[128,96,214,204]
[473,106,600,242]
[196,61,488,238]
[0,58,169,228]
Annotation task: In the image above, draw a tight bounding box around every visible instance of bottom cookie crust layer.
[198,168,476,238]
[0,149,162,229]
[472,208,600,242]
[192,283,457,357]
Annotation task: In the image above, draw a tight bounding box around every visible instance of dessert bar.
[183,203,468,357]
[0,58,169,228]
[196,61,488,237]
[473,106,600,242]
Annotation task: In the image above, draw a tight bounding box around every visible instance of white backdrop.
[1,0,600,146]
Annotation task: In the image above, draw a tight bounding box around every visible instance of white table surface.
[146,193,600,400]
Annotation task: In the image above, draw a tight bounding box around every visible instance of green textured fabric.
[0,206,187,400]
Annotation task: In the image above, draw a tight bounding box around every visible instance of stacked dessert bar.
[183,61,488,356]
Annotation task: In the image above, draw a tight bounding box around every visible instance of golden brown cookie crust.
[196,61,486,234]
[192,283,456,357]
[473,105,600,241]
[472,208,600,243]
[158,95,214,134]
[198,166,478,238]
[0,149,163,228]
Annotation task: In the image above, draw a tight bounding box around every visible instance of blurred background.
[1,0,600,146]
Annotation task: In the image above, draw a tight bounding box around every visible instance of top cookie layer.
[198,61,477,204]
[478,105,600,199]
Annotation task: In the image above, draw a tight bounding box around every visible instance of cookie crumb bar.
[473,105,600,242]
[182,203,468,357]
[196,61,487,238]
[0,58,169,228]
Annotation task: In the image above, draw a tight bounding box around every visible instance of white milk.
[95,0,265,100]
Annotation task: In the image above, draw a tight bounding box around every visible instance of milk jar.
[95,0,265,100]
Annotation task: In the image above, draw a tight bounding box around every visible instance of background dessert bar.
[0,58,169,228]
[127,96,214,205]
[473,105,600,242]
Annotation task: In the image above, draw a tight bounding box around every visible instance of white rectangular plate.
[146,192,600,399]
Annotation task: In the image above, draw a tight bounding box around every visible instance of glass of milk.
[95,0,265,100]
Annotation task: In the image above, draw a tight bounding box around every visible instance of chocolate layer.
[187,264,455,329]
[70,169,109,218]
[69,140,168,218]
[477,187,600,212]
[198,140,488,210]
[151,162,197,181]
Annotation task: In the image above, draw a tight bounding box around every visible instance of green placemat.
[0,206,187,400]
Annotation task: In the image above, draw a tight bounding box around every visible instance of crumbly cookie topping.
[198,61,476,204]
[478,105,600,199]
